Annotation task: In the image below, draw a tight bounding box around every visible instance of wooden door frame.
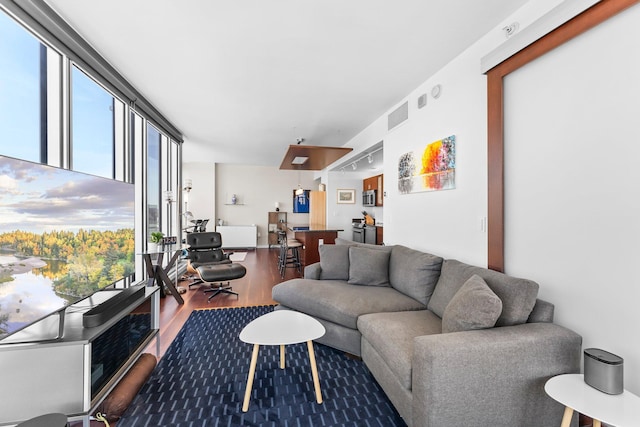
[486,0,639,272]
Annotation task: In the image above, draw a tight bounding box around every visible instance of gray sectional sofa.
[272,241,582,427]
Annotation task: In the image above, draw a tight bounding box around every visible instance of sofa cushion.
[428,260,539,326]
[272,279,425,329]
[335,237,393,253]
[348,246,390,287]
[358,310,442,390]
[318,244,350,280]
[335,237,354,245]
[389,245,443,305]
[441,274,502,333]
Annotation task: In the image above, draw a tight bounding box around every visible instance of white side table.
[239,310,326,412]
[545,374,640,427]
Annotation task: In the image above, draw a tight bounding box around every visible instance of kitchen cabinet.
[363,174,384,206]
[310,190,326,228]
[293,228,341,267]
[363,176,377,191]
[376,226,383,245]
[376,174,384,206]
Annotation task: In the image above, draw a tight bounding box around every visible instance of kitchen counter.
[288,226,344,267]
[289,226,344,233]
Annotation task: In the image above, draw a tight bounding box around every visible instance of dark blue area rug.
[118,306,406,427]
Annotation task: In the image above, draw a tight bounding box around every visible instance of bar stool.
[278,231,302,278]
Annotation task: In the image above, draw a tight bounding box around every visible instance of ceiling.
[44,0,528,168]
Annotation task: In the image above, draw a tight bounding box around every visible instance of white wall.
[212,163,316,247]
[182,162,215,228]
[332,29,496,264]
[329,0,640,394]
[504,4,640,393]
[325,171,368,240]
[326,0,565,267]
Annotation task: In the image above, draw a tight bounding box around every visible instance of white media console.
[216,225,257,249]
[0,285,159,426]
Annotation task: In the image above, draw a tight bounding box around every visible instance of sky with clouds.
[0,155,134,235]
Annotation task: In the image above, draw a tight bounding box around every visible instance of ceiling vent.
[388,101,409,131]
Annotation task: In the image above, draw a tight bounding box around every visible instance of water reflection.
[0,255,68,337]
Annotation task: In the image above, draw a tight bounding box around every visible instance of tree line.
[0,229,135,297]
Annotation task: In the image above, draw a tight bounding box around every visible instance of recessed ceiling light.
[291,156,309,165]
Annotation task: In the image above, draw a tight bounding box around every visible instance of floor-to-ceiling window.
[0,11,43,162]
[146,123,161,238]
[0,6,182,282]
[71,65,125,179]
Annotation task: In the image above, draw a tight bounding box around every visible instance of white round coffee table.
[239,310,326,412]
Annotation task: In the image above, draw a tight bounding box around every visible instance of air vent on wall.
[388,101,408,131]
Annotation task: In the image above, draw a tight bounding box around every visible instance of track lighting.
[336,146,383,172]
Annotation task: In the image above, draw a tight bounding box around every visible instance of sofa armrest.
[412,322,581,427]
[304,262,321,279]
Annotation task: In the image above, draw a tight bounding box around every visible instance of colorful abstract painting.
[398,135,456,194]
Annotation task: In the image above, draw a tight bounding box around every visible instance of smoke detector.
[503,22,519,38]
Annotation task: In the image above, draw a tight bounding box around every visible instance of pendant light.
[295,170,304,195]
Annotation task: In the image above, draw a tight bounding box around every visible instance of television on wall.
[0,155,135,342]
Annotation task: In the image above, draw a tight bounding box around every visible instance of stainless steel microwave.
[362,190,376,206]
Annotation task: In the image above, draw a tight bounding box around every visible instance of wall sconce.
[163,190,174,204]
[275,202,280,212]
[183,179,192,192]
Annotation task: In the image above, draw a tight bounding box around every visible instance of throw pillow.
[347,246,390,286]
[428,259,539,327]
[441,274,502,333]
[389,245,443,305]
[318,244,350,280]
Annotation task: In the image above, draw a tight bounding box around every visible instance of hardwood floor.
[150,247,301,359]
